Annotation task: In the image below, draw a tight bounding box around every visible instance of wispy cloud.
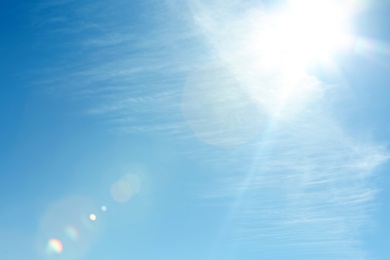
[32,0,388,258]
[206,115,387,258]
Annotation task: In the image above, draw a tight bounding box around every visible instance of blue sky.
[1,0,390,259]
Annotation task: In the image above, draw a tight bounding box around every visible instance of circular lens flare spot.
[89,214,97,221]
[46,238,63,255]
[111,174,142,203]
[101,205,107,212]
[64,226,79,241]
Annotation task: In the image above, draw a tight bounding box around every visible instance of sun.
[190,0,356,120]
[260,0,353,71]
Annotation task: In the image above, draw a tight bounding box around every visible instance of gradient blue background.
[1,0,390,259]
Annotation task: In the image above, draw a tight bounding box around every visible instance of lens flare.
[46,238,63,254]
[355,37,390,64]
[64,226,79,241]
[111,174,142,203]
[37,196,105,259]
[89,214,97,221]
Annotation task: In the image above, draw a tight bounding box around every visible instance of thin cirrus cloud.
[33,0,388,258]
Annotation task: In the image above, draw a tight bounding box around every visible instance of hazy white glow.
[260,0,352,69]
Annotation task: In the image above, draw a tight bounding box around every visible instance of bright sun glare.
[262,0,352,70]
